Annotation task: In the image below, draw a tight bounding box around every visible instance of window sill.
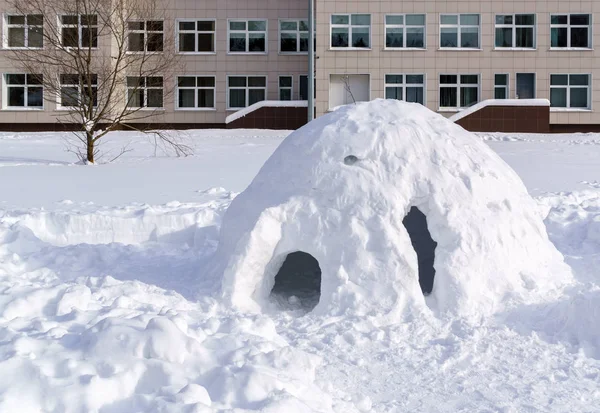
[550,108,592,112]
[438,108,464,113]
[2,107,44,111]
[383,47,427,51]
[278,51,309,55]
[494,47,537,51]
[175,107,217,111]
[548,47,594,51]
[227,51,268,55]
[178,51,217,55]
[127,108,165,111]
[126,51,165,55]
[328,47,372,51]
[438,48,482,51]
[2,47,44,51]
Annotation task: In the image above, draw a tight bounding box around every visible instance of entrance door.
[516,73,536,99]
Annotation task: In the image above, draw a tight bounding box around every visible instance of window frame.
[278,19,309,54]
[494,14,536,49]
[330,14,372,50]
[438,73,480,111]
[226,74,268,110]
[2,73,44,110]
[439,14,481,50]
[278,75,293,100]
[58,14,98,49]
[384,14,427,50]
[227,19,268,54]
[550,14,593,50]
[494,73,510,99]
[384,73,426,105]
[549,73,592,110]
[57,73,98,109]
[175,75,216,110]
[126,76,164,110]
[126,19,164,53]
[3,14,44,49]
[176,18,216,54]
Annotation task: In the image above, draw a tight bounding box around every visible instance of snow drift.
[212,99,572,320]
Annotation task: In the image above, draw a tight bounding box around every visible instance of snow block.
[211,99,572,320]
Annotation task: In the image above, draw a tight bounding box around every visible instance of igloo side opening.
[269,251,322,312]
[402,207,438,295]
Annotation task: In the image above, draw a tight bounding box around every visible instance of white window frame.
[227,19,268,54]
[549,73,592,110]
[58,14,98,49]
[384,14,426,49]
[384,73,426,105]
[226,75,267,110]
[58,74,98,109]
[3,14,43,49]
[494,73,510,99]
[550,14,593,49]
[176,19,216,54]
[175,75,216,110]
[126,20,164,53]
[330,14,371,50]
[279,75,293,100]
[494,14,536,49]
[439,74,480,110]
[126,76,164,109]
[439,14,481,49]
[2,73,44,110]
[279,19,309,54]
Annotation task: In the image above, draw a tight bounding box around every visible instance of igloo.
[211,99,572,320]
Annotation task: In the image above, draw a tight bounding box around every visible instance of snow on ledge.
[225,100,308,124]
[449,99,550,123]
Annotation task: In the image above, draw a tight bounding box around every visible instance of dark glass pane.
[127,89,143,107]
[550,74,568,86]
[229,34,246,52]
[440,75,457,84]
[331,29,349,47]
[148,21,163,31]
[550,88,567,107]
[406,86,424,104]
[82,15,97,26]
[248,89,265,105]
[61,87,79,106]
[197,77,215,87]
[248,34,265,51]
[386,74,403,84]
[299,34,309,51]
[515,14,535,25]
[147,89,163,107]
[82,28,98,47]
[229,21,245,31]
[495,88,507,99]
[406,14,425,26]
[440,87,457,107]
[516,73,535,99]
[571,28,589,48]
[280,33,297,52]
[299,76,308,100]
[279,76,292,87]
[551,15,568,25]
[128,33,144,51]
[62,27,78,47]
[60,74,79,84]
[178,77,195,87]
[228,77,246,87]
[8,15,25,25]
[570,14,590,25]
[8,28,25,47]
[147,33,163,51]
[61,15,78,25]
[440,29,457,47]
[179,21,195,31]
[551,28,568,47]
[147,77,163,87]
[197,21,215,31]
[406,28,424,47]
[406,75,424,84]
[179,33,195,51]
[248,77,266,87]
[570,88,588,108]
[461,27,479,48]
[28,27,43,47]
[128,21,144,30]
[198,89,214,107]
[7,74,25,85]
[229,89,245,107]
[515,27,534,47]
[460,87,478,107]
[496,15,512,25]
[570,74,589,86]
[386,29,403,48]
[248,21,266,31]
[27,87,43,107]
[385,87,402,100]
[352,28,370,48]
[280,89,291,100]
[461,75,478,84]
[495,28,512,47]
[494,74,508,86]
[8,87,25,106]
[197,33,214,51]
[27,74,43,85]
[178,89,195,107]
[127,77,143,87]
[331,15,349,25]
[28,15,43,26]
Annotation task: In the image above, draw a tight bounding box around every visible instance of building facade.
[0,0,599,129]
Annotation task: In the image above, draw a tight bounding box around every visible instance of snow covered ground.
[1,128,600,412]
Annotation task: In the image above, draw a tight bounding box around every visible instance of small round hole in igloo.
[269,251,322,312]
[402,207,438,296]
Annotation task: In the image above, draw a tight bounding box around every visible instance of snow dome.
[211,99,572,320]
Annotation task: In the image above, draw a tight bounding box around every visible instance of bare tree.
[342,75,357,104]
[8,0,190,163]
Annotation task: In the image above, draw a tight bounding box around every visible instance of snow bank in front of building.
[214,99,572,321]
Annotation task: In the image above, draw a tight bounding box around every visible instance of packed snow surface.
[215,100,571,320]
[1,121,600,412]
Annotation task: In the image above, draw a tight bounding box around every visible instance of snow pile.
[213,99,572,320]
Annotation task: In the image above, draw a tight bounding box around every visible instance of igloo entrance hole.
[269,251,322,312]
[402,207,438,295]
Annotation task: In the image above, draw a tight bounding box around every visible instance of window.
[227,76,266,109]
[280,20,309,53]
[4,15,43,48]
[440,14,480,48]
[299,75,308,100]
[127,20,163,52]
[279,76,293,100]
[126,76,163,108]
[60,15,98,48]
[59,74,97,107]
[385,14,426,49]
[550,74,591,109]
[177,76,215,109]
[551,14,592,48]
[385,74,425,104]
[495,14,535,48]
[3,74,43,108]
[516,73,536,99]
[329,74,370,107]
[330,14,371,49]
[228,20,267,53]
[439,74,479,109]
[178,20,215,53]
[494,74,509,99]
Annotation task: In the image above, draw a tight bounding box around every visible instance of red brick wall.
[455,105,550,133]
[227,106,308,130]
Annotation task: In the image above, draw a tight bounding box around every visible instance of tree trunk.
[87,132,94,163]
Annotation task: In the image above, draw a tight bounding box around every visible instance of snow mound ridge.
[212,99,573,321]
